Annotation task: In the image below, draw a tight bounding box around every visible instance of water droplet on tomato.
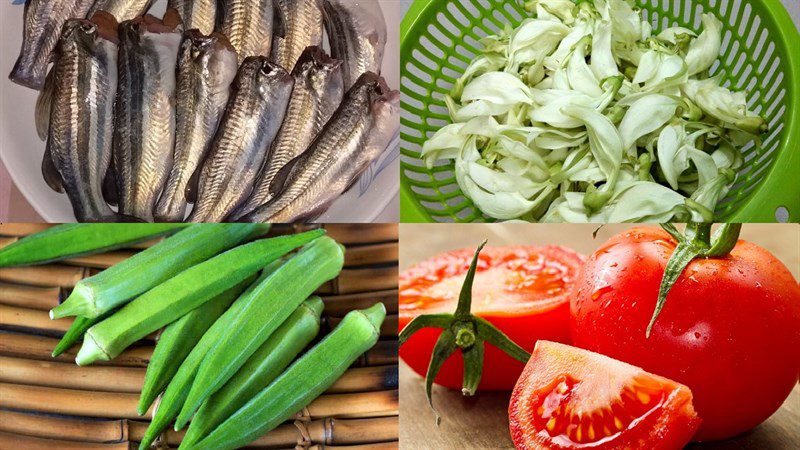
[591,285,613,301]
[755,281,762,288]
[694,332,701,339]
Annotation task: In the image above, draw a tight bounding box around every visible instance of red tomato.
[509,341,700,450]
[399,245,584,390]
[571,227,800,441]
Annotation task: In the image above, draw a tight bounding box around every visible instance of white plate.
[0,0,399,223]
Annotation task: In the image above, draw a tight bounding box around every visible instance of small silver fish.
[231,46,342,220]
[43,12,120,222]
[113,10,184,222]
[219,0,274,63]
[9,0,95,90]
[323,0,387,89]
[188,57,294,222]
[154,31,239,222]
[168,0,218,35]
[271,0,325,70]
[241,72,399,223]
[88,0,156,22]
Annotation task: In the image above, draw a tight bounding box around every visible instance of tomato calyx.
[399,241,531,424]
[649,222,742,336]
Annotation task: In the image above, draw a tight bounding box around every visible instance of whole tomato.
[570,225,800,441]
[400,245,584,390]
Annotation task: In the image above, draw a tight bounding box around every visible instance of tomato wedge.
[400,246,584,390]
[509,341,701,450]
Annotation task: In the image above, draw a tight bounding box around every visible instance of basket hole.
[737,3,752,37]
[442,66,461,80]
[728,0,742,25]
[447,55,468,70]
[745,16,760,47]
[436,12,460,36]
[481,17,501,35]
[503,3,522,22]
[446,3,471,27]
[426,26,453,49]
[411,49,438,73]
[692,4,703,29]
[420,35,447,58]
[775,207,789,223]
[436,78,454,92]
[682,0,692,23]
[764,87,785,119]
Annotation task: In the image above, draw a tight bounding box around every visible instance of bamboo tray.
[0,224,399,449]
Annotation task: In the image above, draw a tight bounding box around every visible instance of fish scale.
[88,0,156,23]
[45,14,119,222]
[9,0,95,90]
[272,0,325,69]
[232,46,343,219]
[113,12,183,222]
[168,0,217,34]
[188,57,293,222]
[221,0,274,63]
[323,0,387,89]
[242,72,398,222]
[155,31,238,222]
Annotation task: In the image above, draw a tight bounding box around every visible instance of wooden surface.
[0,224,399,449]
[398,224,800,449]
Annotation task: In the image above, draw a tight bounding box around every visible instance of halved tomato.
[399,245,584,390]
[509,341,701,450]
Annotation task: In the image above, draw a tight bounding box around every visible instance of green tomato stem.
[650,223,743,337]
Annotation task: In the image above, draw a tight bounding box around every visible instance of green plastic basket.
[400,0,800,223]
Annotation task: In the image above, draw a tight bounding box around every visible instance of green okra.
[52,309,116,357]
[51,224,269,320]
[138,259,288,450]
[137,279,255,416]
[193,303,386,450]
[74,230,325,366]
[179,296,324,448]
[175,236,345,428]
[0,224,187,268]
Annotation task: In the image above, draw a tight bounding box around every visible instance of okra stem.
[193,303,386,450]
[75,230,324,366]
[51,224,269,319]
[175,237,345,428]
[0,224,188,268]
[179,296,324,448]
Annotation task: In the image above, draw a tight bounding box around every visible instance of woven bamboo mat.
[0,224,399,449]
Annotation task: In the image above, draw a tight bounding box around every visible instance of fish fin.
[185,163,203,203]
[103,159,119,207]
[268,153,306,197]
[41,145,64,193]
[35,70,56,141]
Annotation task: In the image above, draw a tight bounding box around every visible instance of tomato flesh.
[509,341,701,450]
[400,246,584,390]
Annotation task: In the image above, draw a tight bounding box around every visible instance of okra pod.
[138,260,287,450]
[175,236,345,428]
[51,224,269,320]
[51,309,116,357]
[75,230,325,366]
[137,279,255,415]
[0,224,187,268]
[179,296,324,448]
[194,303,386,450]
